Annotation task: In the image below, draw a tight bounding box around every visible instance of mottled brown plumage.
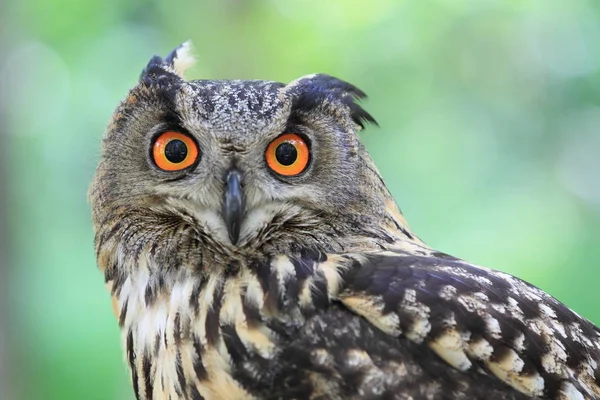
[90,42,600,400]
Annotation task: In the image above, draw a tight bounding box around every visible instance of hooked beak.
[222,169,245,245]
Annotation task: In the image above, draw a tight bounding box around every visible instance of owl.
[90,42,600,400]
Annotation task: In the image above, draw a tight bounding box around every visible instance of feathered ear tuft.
[139,41,196,86]
[164,40,196,78]
[285,74,378,129]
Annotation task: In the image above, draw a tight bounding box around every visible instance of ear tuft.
[285,74,378,129]
[164,40,196,78]
[139,41,196,86]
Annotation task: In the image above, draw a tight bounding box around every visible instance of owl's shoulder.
[336,250,600,399]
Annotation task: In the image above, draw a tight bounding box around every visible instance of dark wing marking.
[281,303,531,400]
[337,252,600,399]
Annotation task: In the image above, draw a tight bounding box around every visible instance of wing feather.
[332,251,600,399]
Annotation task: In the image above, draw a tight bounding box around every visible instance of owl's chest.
[118,268,301,400]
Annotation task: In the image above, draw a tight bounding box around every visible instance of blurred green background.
[1,0,600,399]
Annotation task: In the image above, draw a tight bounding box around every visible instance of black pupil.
[164,139,188,163]
[275,142,297,166]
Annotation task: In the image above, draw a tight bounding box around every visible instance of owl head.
[90,42,414,274]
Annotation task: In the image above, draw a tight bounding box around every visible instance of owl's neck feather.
[105,213,426,399]
[97,190,424,399]
[113,249,343,398]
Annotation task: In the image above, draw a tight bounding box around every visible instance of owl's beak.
[222,168,245,245]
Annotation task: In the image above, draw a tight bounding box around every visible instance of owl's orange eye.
[265,133,310,176]
[152,131,199,171]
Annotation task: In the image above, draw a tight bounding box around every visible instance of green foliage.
[1,1,599,399]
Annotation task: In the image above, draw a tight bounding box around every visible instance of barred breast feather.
[108,245,600,399]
